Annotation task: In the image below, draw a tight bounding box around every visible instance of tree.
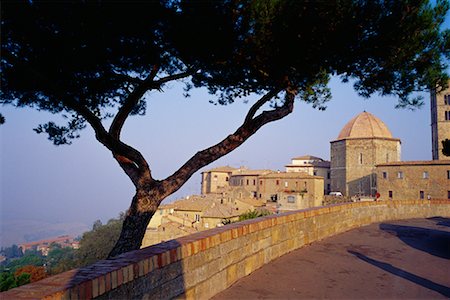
[45,244,77,275]
[14,266,46,283]
[2,1,449,257]
[442,139,450,156]
[77,216,124,266]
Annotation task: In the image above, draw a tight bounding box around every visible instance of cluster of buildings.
[141,82,450,247]
[19,235,79,256]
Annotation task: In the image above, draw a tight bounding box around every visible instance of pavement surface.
[213,217,450,299]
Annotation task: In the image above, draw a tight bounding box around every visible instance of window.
[253,192,257,198]
[445,94,450,105]
[327,172,331,179]
[195,214,200,222]
[276,180,280,185]
[448,191,450,200]
[359,153,363,165]
[423,171,429,179]
[420,191,424,199]
[313,170,317,176]
[327,184,331,191]
[382,172,388,179]
[260,180,263,185]
[253,179,256,185]
[226,177,229,182]
[246,179,249,185]
[389,191,393,198]
[446,111,450,121]
[287,196,296,203]
[397,171,403,179]
[447,170,450,179]
[270,194,278,202]
[284,181,288,187]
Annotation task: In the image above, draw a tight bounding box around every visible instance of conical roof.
[337,111,393,140]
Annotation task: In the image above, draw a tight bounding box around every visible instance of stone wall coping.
[1,199,449,299]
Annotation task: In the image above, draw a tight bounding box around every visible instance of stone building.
[257,171,324,210]
[229,169,272,198]
[431,80,450,160]
[285,155,331,194]
[330,111,401,197]
[376,160,450,200]
[201,166,237,194]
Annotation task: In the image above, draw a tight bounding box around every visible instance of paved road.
[213,218,450,299]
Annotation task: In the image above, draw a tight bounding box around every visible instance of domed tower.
[330,111,401,197]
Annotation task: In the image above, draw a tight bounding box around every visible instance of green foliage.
[46,245,77,275]
[77,216,124,266]
[0,271,30,292]
[238,210,272,222]
[5,254,44,274]
[442,139,450,156]
[1,1,449,144]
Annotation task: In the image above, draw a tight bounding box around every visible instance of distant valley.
[0,219,90,247]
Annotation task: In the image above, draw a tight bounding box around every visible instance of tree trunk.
[108,190,160,258]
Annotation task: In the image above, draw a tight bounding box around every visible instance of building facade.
[229,169,272,198]
[431,80,450,160]
[376,160,450,200]
[201,166,237,194]
[285,155,331,194]
[257,171,324,209]
[330,112,401,197]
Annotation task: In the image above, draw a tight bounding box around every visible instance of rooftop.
[377,160,450,167]
[336,111,396,141]
[259,171,322,179]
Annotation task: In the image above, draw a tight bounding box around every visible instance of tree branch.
[109,65,160,140]
[244,89,280,124]
[109,67,197,140]
[159,87,294,197]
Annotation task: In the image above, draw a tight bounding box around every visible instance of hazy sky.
[1,13,449,247]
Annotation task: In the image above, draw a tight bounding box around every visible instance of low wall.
[3,200,450,299]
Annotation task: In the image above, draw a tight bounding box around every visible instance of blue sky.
[1,10,448,246]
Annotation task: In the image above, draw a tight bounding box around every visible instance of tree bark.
[108,189,160,258]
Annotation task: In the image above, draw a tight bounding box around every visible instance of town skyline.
[1,75,436,247]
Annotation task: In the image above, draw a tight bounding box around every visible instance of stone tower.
[431,81,450,160]
[330,112,401,197]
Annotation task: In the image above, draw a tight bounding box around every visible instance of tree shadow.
[348,250,450,298]
[379,223,450,259]
[427,217,450,228]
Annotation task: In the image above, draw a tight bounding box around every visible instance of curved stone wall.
[2,200,449,299]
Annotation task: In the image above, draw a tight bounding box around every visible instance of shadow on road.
[379,223,450,259]
[427,217,450,228]
[348,250,450,298]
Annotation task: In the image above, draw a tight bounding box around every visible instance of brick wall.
[2,200,449,299]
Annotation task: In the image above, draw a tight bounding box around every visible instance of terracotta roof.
[203,166,238,173]
[158,221,197,234]
[336,111,395,140]
[259,171,322,179]
[377,160,450,167]
[291,155,324,161]
[230,169,272,176]
[202,203,240,218]
[286,161,330,168]
[236,198,266,207]
[171,197,212,212]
